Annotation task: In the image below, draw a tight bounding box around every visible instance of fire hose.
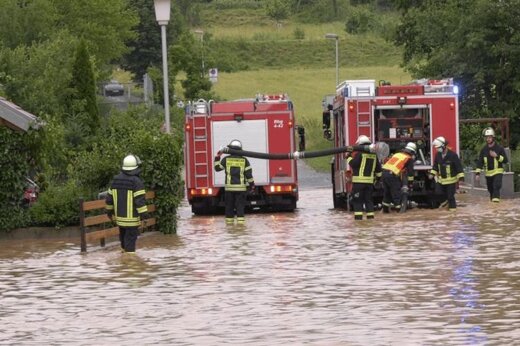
[219,142,390,161]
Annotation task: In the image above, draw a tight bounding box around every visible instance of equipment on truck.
[184,94,304,215]
[323,78,460,210]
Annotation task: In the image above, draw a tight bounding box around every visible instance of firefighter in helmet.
[347,135,382,220]
[429,136,464,211]
[381,142,416,213]
[105,154,148,253]
[214,140,255,224]
[475,127,508,202]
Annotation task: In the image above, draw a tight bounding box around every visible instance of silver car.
[104,80,124,96]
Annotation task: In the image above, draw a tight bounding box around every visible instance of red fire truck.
[323,78,460,209]
[184,94,304,215]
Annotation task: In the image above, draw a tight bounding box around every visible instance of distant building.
[0,97,43,132]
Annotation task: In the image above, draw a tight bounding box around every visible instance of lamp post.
[325,33,339,87]
[154,0,171,134]
[194,29,205,78]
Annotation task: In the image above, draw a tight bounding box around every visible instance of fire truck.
[184,94,304,215]
[323,78,460,209]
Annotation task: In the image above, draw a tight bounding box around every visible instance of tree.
[66,40,100,145]
[0,0,57,49]
[393,0,520,147]
[265,0,291,23]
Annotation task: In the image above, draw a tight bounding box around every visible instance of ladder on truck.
[190,100,211,189]
[354,87,372,139]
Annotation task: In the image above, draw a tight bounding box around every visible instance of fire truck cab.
[324,78,460,209]
[185,94,303,215]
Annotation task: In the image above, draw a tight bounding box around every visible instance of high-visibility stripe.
[134,189,145,197]
[113,190,118,217]
[127,190,133,218]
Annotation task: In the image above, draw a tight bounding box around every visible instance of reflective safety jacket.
[105,170,148,227]
[347,151,382,184]
[214,155,254,192]
[430,149,464,185]
[475,143,508,177]
[382,152,414,182]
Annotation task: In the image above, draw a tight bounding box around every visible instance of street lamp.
[154,0,171,134]
[325,33,339,87]
[194,30,205,78]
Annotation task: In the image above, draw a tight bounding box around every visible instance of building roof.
[0,97,42,132]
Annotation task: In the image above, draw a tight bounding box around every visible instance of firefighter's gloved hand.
[249,183,255,193]
[401,185,409,194]
[107,211,113,220]
[214,154,221,161]
[428,173,434,180]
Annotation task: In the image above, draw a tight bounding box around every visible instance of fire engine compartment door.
[212,120,269,186]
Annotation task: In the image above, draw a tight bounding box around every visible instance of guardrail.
[79,191,156,252]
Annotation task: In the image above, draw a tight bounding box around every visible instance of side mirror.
[296,125,306,151]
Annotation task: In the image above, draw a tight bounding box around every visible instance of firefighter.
[475,127,508,202]
[214,140,255,224]
[347,135,382,220]
[381,142,416,213]
[105,154,148,253]
[429,136,464,211]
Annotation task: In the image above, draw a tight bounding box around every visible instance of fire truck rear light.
[269,185,294,193]
[349,102,354,111]
[189,188,214,196]
[185,123,191,131]
[450,102,455,109]
[288,120,293,127]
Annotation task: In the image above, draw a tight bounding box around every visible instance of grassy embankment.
[200,8,410,171]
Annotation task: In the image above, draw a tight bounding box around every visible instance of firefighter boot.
[354,212,363,220]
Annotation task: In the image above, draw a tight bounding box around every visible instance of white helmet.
[228,139,242,150]
[122,154,141,171]
[404,142,417,154]
[355,135,371,145]
[432,136,446,148]
[482,127,495,137]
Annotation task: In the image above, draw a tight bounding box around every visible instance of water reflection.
[0,189,519,345]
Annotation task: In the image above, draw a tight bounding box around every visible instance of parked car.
[22,177,39,207]
[104,80,124,96]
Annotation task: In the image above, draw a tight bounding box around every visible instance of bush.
[293,27,305,40]
[29,180,84,228]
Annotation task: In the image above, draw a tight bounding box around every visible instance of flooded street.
[1,164,520,345]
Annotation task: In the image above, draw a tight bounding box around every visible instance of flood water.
[1,172,520,345]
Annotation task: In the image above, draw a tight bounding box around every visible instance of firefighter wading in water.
[105,154,148,253]
[381,142,416,213]
[429,136,464,211]
[475,127,508,202]
[214,140,255,224]
[347,135,382,220]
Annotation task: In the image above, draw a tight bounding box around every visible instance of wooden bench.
[79,191,156,252]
